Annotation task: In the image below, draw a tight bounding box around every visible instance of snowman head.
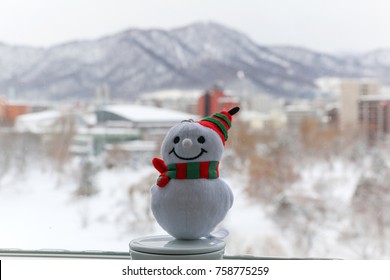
[161,107,239,165]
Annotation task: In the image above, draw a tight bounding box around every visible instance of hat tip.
[228,107,240,116]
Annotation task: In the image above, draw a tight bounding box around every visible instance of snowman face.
[161,121,224,164]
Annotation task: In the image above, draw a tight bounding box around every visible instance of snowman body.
[151,178,233,239]
[151,120,234,239]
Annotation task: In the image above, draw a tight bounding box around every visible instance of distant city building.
[0,99,30,126]
[96,104,197,129]
[104,140,158,168]
[95,104,198,142]
[239,110,286,131]
[14,110,64,133]
[197,86,240,117]
[324,103,339,128]
[359,95,390,142]
[14,104,198,156]
[249,94,284,114]
[138,89,202,114]
[339,79,379,130]
[0,97,51,126]
[286,104,318,128]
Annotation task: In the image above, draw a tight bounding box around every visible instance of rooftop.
[99,104,198,123]
[359,94,390,101]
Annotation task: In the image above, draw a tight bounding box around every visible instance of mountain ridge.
[0,22,389,101]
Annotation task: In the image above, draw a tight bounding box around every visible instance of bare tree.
[45,114,77,173]
[350,153,390,258]
[76,157,99,197]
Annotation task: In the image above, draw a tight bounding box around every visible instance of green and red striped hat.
[197,107,240,145]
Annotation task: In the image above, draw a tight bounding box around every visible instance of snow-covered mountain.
[0,22,389,100]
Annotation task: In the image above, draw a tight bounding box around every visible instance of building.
[95,104,198,128]
[14,109,141,156]
[14,104,198,156]
[104,140,158,168]
[239,110,286,131]
[197,86,240,117]
[325,103,339,128]
[339,79,379,130]
[14,110,66,133]
[359,95,390,142]
[0,103,30,126]
[285,104,318,128]
[138,89,202,114]
[95,104,198,141]
[249,94,284,114]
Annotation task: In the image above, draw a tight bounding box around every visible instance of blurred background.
[0,0,389,259]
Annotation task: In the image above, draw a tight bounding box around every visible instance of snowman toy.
[151,107,239,240]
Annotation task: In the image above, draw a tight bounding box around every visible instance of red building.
[197,87,240,117]
[0,101,30,126]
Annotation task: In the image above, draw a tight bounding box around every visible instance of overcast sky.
[0,0,389,54]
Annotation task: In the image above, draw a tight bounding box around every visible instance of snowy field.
[0,163,161,251]
[0,150,388,259]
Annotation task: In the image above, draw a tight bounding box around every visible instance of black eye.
[197,136,206,144]
[173,136,180,144]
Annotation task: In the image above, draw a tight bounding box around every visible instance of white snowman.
[151,107,239,239]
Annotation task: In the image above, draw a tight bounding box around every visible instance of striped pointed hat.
[197,107,240,145]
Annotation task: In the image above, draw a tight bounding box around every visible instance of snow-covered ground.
[0,163,160,251]
[0,151,388,259]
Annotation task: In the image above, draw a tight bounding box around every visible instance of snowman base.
[129,235,225,260]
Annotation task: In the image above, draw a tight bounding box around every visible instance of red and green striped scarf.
[152,158,219,188]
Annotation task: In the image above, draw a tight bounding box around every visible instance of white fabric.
[151,121,234,239]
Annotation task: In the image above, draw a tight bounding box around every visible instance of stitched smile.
[169,148,207,160]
